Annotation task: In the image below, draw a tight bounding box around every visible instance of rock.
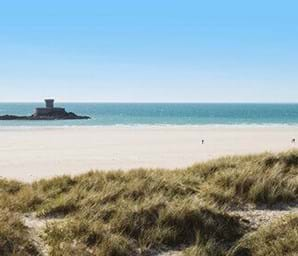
[0,112,90,121]
[0,99,91,120]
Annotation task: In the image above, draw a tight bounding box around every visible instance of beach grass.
[228,213,298,256]
[0,150,297,255]
[0,209,39,256]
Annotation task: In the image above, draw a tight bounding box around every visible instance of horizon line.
[1,101,298,104]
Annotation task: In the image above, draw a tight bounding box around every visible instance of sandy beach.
[0,125,297,181]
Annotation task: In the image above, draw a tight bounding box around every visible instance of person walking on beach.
[292,138,296,144]
[202,139,205,144]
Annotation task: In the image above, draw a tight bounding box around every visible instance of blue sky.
[0,0,297,102]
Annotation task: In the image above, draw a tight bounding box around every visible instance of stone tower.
[45,99,54,109]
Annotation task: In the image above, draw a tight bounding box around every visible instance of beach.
[0,125,297,181]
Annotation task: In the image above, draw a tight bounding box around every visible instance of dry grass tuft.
[0,209,38,256]
[228,213,298,256]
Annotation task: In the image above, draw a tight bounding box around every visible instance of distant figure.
[202,139,205,144]
[292,138,296,144]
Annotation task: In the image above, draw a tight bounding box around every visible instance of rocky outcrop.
[0,112,90,120]
[0,99,91,120]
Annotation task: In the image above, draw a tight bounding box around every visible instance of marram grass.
[0,150,297,255]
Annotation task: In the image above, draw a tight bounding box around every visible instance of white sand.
[0,125,297,181]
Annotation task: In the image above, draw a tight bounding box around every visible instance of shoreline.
[1,123,298,130]
[0,125,297,181]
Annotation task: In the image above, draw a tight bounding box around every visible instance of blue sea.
[0,103,298,127]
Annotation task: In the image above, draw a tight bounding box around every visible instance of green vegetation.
[0,150,297,255]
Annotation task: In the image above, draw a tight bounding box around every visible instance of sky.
[0,0,297,102]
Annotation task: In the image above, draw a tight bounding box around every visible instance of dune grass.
[0,209,38,256]
[228,213,298,256]
[0,150,297,255]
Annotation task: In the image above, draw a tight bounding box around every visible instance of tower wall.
[45,99,54,109]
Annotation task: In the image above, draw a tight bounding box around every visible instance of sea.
[0,103,298,127]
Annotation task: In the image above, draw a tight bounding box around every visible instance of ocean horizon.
[0,103,298,127]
